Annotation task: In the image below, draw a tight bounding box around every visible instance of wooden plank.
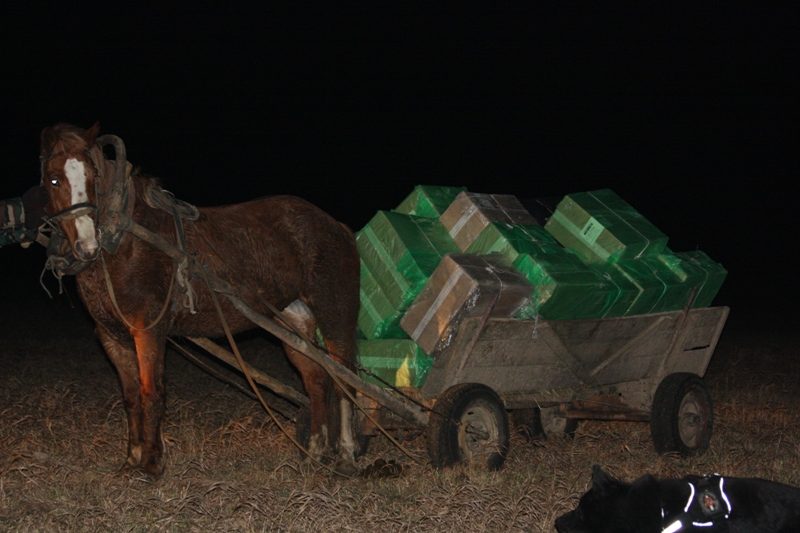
[421,316,486,397]
[588,316,670,377]
[185,336,309,407]
[661,306,729,378]
[223,293,430,427]
[451,364,578,395]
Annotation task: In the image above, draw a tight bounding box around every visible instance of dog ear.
[591,465,619,491]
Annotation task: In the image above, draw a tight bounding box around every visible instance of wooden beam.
[184,336,309,407]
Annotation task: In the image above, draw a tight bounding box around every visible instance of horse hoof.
[332,458,360,477]
[116,459,164,481]
[141,459,165,479]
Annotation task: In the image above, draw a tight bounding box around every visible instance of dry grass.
[1,303,799,532]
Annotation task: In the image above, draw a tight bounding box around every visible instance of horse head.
[39,122,130,261]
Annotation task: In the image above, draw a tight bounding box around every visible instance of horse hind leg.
[323,337,359,473]
[281,300,335,462]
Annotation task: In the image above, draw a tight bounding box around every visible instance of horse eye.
[49,176,60,187]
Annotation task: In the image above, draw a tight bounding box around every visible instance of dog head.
[555,465,663,533]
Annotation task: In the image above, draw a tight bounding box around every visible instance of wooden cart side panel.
[420,307,729,403]
[421,313,679,399]
[659,306,730,379]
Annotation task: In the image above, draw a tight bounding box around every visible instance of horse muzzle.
[46,202,101,262]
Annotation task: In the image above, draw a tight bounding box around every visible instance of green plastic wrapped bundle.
[400,254,532,354]
[356,211,459,336]
[545,189,668,265]
[393,184,467,218]
[597,265,641,317]
[357,339,434,388]
[440,191,539,250]
[358,259,407,339]
[606,260,674,316]
[513,250,617,320]
[641,256,698,313]
[466,223,563,261]
[672,251,727,307]
[467,221,618,320]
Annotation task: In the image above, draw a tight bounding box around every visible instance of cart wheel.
[295,405,369,459]
[650,373,713,456]
[426,383,509,470]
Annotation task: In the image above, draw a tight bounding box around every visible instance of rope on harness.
[101,251,177,332]
[216,283,426,464]
[195,264,356,479]
[144,186,200,315]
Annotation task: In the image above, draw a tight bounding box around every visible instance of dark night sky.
[2,5,798,326]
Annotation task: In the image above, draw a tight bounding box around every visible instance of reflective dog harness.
[662,475,732,532]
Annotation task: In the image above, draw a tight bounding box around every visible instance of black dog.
[555,465,800,532]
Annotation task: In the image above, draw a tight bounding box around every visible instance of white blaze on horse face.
[64,158,98,255]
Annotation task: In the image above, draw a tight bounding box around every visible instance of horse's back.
[196,193,351,250]
[183,194,359,338]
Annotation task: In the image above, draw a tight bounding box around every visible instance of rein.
[46,202,97,222]
[100,251,178,332]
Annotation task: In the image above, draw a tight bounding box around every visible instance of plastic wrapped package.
[466,223,563,261]
[641,256,698,313]
[356,211,459,336]
[465,221,617,320]
[358,259,408,339]
[673,250,727,307]
[513,252,617,320]
[357,339,434,388]
[545,189,668,264]
[440,191,539,251]
[400,254,532,354]
[393,184,466,218]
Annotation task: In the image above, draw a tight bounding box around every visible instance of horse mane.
[41,122,165,206]
[40,123,91,159]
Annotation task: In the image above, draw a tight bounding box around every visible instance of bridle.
[44,202,97,223]
[39,134,134,275]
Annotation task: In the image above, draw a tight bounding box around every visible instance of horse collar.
[661,475,732,532]
[88,145,135,254]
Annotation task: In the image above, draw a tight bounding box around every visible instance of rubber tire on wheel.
[426,383,509,470]
[650,373,713,456]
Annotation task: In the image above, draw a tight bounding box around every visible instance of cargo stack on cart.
[355,185,727,389]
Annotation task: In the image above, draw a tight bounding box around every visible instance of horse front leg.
[96,326,145,472]
[131,329,167,478]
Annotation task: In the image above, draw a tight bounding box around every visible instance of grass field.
[1,297,798,532]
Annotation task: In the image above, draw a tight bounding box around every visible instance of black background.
[2,5,797,327]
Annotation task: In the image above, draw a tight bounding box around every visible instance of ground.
[1,277,798,532]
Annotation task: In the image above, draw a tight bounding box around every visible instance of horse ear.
[40,126,57,154]
[84,121,101,145]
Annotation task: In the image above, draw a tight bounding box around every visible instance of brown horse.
[38,122,361,477]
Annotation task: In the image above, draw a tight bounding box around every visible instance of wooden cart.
[191,292,728,470]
